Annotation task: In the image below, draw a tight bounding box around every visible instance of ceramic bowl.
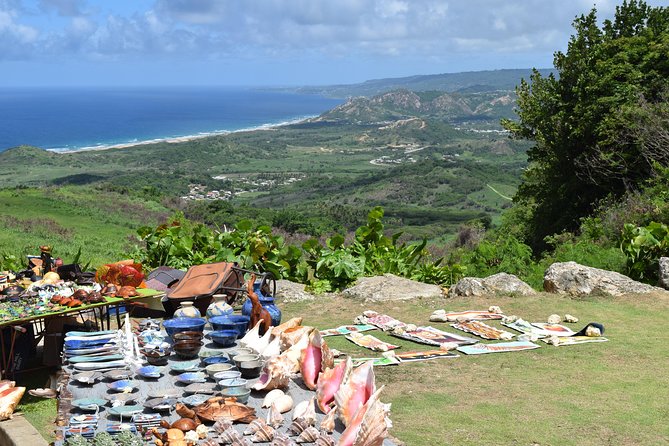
[108,404,144,417]
[198,350,227,361]
[72,398,106,412]
[233,354,260,369]
[183,382,217,395]
[209,330,238,347]
[220,386,251,404]
[163,317,207,339]
[227,347,254,358]
[209,315,251,338]
[173,340,204,359]
[239,360,263,379]
[104,369,132,381]
[202,355,232,366]
[180,393,211,407]
[172,331,205,343]
[72,371,103,385]
[136,365,163,379]
[104,393,138,405]
[205,363,234,377]
[214,370,242,382]
[170,360,201,373]
[143,397,176,411]
[147,388,180,399]
[176,371,207,384]
[107,380,136,393]
[217,378,248,392]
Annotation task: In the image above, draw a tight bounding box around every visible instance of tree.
[502,1,669,250]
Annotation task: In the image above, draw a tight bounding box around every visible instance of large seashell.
[273,394,294,414]
[286,417,311,436]
[252,355,292,391]
[239,321,262,348]
[250,423,275,442]
[334,361,376,427]
[315,432,335,446]
[338,386,391,446]
[244,323,273,354]
[292,397,316,425]
[244,419,268,435]
[280,326,313,351]
[319,407,336,433]
[317,357,351,413]
[220,428,245,444]
[299,330,333,390]
[267,402,284,428]
[295,426,319,443]
[261,336,282,359]
[262,389,285,408]
[271,433,297,446]
[214,418,234,433]
[272,317,303,341]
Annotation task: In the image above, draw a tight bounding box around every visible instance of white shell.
[239,321,262,348]
[295,426,319,443]
[292,396,316,425]
[319,407,336,433]
[273,394,294,413]
[267,402,284,428]
[247,326,273,354]
[261,336,282,359]
[244,419,268,435]
[262,389,286,408]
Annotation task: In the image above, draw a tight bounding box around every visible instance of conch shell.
[243,323,273,354]
[219,428,245,444]
[251,423,275,442]
[292,397,316,425]
[334,361,376,427]
[267,402,284,428]
[299,330,333,390]
[320,408,336,433]
[280,326,313,351]
[273,394,294,414]
[337,386,391,446]
[315,432,335,446]
[244,419,268,435]
[262,389,285,408]
[272,317,303,340]
[271,433,297,446]
[287,417,311,436]
[214,418,233,433]
[295,426,319,443]
[261,336,282,359]
[239,321,262,348]
[252,355,292,391]
[317,357,351,413]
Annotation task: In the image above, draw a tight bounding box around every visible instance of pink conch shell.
[320,407,337,433]
[300,330,333,390]
[272,317,303,340]
[334,361,376,427]
[317,357,352,413]
[337,386,390,446]
[252,355,292,391]
[281,326,314,351]
[281,332,311,373]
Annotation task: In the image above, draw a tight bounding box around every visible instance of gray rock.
[275,279,316,303]
[544,261,666,296]
[342,274,443,302]
[658,257,669,289]
[447,273,536,297]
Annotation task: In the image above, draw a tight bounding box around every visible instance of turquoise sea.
[0,87,342,153]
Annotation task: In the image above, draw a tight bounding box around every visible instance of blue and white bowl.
[107,380,136,393]
[136,365,163,379]
[176,371,207,384]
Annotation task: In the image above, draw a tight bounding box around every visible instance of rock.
[275,280,316,303]
[659,257,669,289]
[448,273,536,297]
[342,274,443,302]
[564,314,578,323]
[547,314,561,324]
[544,261,667,296]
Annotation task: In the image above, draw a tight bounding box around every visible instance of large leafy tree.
[502,1,669,250]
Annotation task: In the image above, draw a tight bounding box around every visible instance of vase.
[241,283,282,326]
[173,301,201,318]
[206,294,234,320]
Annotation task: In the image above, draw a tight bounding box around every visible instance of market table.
[0,288,164,378]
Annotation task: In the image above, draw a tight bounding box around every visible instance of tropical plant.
[620,221,669,282]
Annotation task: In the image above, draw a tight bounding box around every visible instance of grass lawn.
[15,292,669,445]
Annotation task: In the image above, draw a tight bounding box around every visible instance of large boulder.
[544,261,666,296]
[447,273,536,297]
[342,274,444,302]
[275,280,316,303]
[658,257,669,289]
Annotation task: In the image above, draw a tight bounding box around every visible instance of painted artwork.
[392,326,477,346]
[502,319,553,338]
[541,336,608,346]
[451,320,515,340]
[457,341,541,355]
[530,323,575,337]
[320,324,376,337]
[395,350,459,362]
[345,332,400,352]
[345,356,400,367]
[432,310,504,322]
[355,311,408,331]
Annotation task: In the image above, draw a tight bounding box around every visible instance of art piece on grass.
[345,332,399,352]
[530,323,576,337]
[430,309,504,322]
[344,357,400,367]
[451,320,515,340]
[320,325,376,337]
[394,350,459,362]
[502,318,556,338]
[354,311,408,332]
[457,341,540,355]
[391,326,477,347]
[542,336,608,346]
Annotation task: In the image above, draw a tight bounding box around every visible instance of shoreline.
[45,115,314,154]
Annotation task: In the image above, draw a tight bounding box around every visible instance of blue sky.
[0,0,665,87]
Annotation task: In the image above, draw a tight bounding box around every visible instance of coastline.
[45,115,314,154]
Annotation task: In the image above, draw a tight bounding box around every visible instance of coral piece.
[184,430,199,443]
[295,426,319,443]
[317,357,351,413]
[334,360,376,427]
[196,424,208,439]
[338,387,391,446]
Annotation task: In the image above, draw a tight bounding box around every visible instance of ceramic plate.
[105,393,138,405]
[72,398,107,411]
[143,397,176,411]
[66,330,117,338]
[64,338,117,349]
[136,365,163,379]
[183,382,217,394]
[73,360,126,371]
[104,369,132,380]
[64,346,119,356]
[71,371,103,385]
[69,354,124,364]
[108,404,144,417]
[170,360,200,372]
[69,414,99,426]
[147,388,180,399]
[176,371,207,384]
[180,394,211,407]
[107,380,137,393]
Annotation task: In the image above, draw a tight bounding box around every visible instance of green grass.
[281,292,669,446]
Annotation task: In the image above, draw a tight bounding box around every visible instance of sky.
[0,0,666,87]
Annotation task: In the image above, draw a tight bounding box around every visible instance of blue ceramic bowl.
[209,330,238,347]
[163,317,207,340]
[177,372,207,384]
[209,315,250,338]
[202,355,232,366]
[136,365,163,379]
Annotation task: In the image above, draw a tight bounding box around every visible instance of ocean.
[0,87,343,153]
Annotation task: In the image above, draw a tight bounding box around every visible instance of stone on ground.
[275,279,316,302]
[543,261,667,296]
[342,274,444,302]
[658,257,669,289]
[448,273,536,297]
